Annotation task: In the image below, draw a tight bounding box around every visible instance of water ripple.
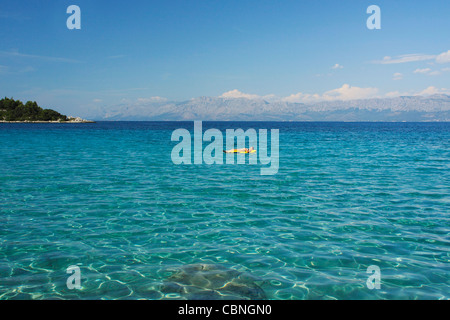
[0,122,449,299]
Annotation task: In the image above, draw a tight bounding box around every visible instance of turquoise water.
[0,121,449,300]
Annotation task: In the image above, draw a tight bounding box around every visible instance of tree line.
[0,97,68,121]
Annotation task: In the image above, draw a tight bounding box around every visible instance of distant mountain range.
[89,94,450,121]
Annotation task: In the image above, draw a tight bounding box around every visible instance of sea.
[0,121,449,300]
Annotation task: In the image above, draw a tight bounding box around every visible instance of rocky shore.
[0,116,95,123]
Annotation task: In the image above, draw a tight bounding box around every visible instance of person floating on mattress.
[223,147,255,153]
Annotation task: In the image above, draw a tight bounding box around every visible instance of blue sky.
[1,0,449,116]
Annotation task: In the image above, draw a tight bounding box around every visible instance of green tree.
[0,97,68,121]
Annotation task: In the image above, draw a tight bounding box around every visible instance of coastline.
[0,120,95,123]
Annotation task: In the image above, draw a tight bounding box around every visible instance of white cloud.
[227,85,381,104]
[418,86,439,95]
[442,67,450,72]
[331,63,343,69]
[221,83,450,105]
[414,68,432,74]
[283,84,379,103]
[375,54,436,64]
[93,99,102,103]
[413,68,443,76]
[374,50,450,65]
[219,90,277,101]
[385,87,450,98]
[393,72,403,80]
[323,84,379,101]
[415,86,450,96]
[436,50,450,64]
[283,92,323,103]
[220,89,261,99]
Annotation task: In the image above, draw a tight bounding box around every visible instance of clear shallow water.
[0,121,449,300]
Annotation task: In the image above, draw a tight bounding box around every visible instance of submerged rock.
[160,263,266,300]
